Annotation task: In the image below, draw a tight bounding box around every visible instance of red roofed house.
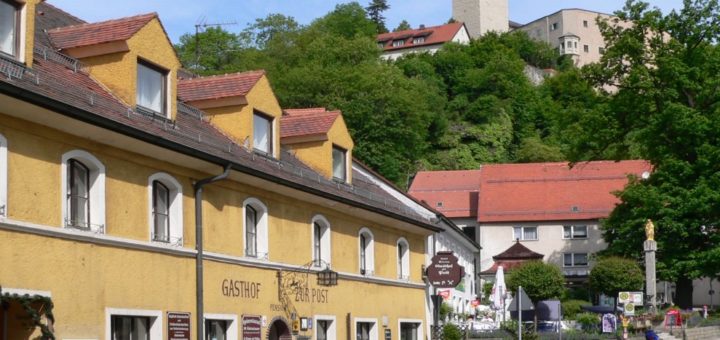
[410,160,652,284]
[377,22,470,60]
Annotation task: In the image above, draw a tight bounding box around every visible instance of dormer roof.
[178,70,266,103]
[48,13,157,50]
[280,108,340,140]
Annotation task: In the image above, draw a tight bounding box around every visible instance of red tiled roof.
[48,13,157,50]
[377,22,466,52]
[478,160,652,223]
[177,70,265,103]
[480,260,538,275]
[280,108,340,139]
[493,241,544,260]
[408,170,482,218]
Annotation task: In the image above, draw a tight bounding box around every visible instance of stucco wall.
[288,115,354,182]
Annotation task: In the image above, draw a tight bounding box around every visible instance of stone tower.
[452,0,509,39]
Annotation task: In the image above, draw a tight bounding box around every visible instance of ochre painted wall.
[80,18,181,119]
[287,115,355,182]
[0,106,429,338]
[22,0,38,67]
[203,75,283,159]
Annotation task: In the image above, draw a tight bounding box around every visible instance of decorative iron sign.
[167,312,191,340]
[243,315,263,340]
[426,251,465,288]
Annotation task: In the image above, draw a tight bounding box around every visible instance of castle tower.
[452,0,509,39]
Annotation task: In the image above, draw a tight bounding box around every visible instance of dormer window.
[0,0,20,59]
[137,59,168,116]
[413,37,425,44]
[392,40,405,47]
[332,145,347,182]
[253,111,273,155]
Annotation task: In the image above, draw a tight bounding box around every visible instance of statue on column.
[645,219,655,241]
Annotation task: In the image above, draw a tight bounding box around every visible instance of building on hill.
[452,0,509,38]
[409,160,652,287]
[514,9,617,66]
[377,22,471,60]
[0,1,460,339]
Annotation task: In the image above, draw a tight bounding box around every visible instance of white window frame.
[358,227,375,276]
[147,172,183,245]
[243,197,269,259]
[331,145,348,183]
[563,252,589,267]
[392,40,405,47]
[396,237,410,281]
[252,111,274,156]
[105,308,162,340]
[61,150,105,233]
[311,214,332,268]
[513,226,537,241]
[315,315,337,340]
[0,0,25,62]
[550,22,558,31]
[204,313,238,340]
[397,318,424,340]
[353,318,378,340]
[563,225,588,239]
[136,59,169,117]
[0,133,6,217]
[412,37,425,44]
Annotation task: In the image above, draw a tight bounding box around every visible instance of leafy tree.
[506,261,565,329]
[175,27,242,72]
[589,257,644,312]
[394,20,411,32]
[506,261,565,302]
[365,0,390,33]
[574,0,720,308]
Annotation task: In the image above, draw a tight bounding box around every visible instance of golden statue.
[645,219,655,241]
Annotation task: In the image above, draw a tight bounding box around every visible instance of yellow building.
[0,2,441,340]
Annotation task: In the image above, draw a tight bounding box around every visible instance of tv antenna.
[194,17,237,70]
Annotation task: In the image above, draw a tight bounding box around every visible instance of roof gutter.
[0,82,441,233]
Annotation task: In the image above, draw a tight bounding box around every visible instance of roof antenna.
[194,17,237,70]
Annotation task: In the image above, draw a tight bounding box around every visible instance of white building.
[452,0,509,38]
[377,23,471,60]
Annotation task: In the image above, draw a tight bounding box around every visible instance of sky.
[48,0,684,44]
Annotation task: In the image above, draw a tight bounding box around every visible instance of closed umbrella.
[491,266,506,325]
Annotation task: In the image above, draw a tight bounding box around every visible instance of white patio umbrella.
[490,266,507,325]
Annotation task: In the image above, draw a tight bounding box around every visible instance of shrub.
[576,313,600,332]
[562,299,592,320]
[442,323,462,340]
[589,257,643,298]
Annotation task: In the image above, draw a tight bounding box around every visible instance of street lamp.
[317,266,338,286]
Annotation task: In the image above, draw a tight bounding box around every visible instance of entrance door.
[268,319,291,340]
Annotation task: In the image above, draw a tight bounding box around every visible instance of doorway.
[268,319,291,340]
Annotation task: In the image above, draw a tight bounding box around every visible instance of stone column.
[644,239,657,312]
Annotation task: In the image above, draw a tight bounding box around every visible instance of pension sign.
[426,251,465,288]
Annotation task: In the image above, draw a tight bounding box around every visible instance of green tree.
[175,27,242,72]
[506,261,565,329]
[589,257,644,311]
[574,0,720,308]
[394,20,411,32]
[365,0,390,33]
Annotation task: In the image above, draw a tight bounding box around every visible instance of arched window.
[0,133,7,217]
[148,173,183,245]
[61,150,105,232]
[397,237,410,280]
[243,198,268,259]
[311,215,331,267]
[358,227,375,276]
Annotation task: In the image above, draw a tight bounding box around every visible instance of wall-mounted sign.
[222,279,262,299]
[167,312,191,340]
[384,328,391,340]
[243,315,262,340]
[426,251,465,288]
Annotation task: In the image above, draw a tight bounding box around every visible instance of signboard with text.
[426,251,465,288]
[167,312,191,340]
[243,315,262,340]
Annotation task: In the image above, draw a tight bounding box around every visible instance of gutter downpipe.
[194,164,232,340]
